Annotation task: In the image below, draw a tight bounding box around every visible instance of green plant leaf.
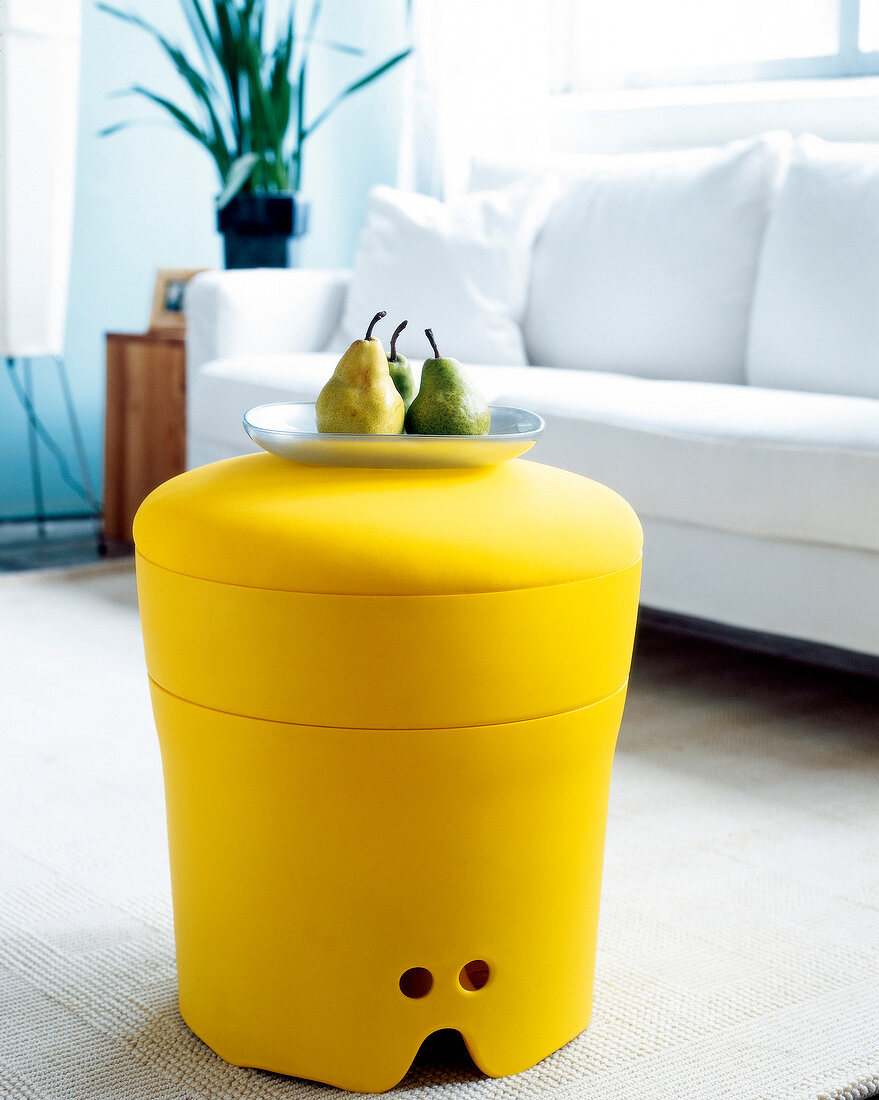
[240,26,272,163]
[272,88,293,158]
[120,85,208,143]
[305,0,323,45]
[294,0,324,171]
[98,0,214,100]
[237,5,289,189]
[178,0,244,145]
[212,0,245,150]
[305,37,364,56]
[98,2,233,178]
[289,149,301,192]
[296,0,323,103]
[99,119,158,137]
[304,48,412,139]
[270,22,296,163]
[178,0,219,80]
[216,152,261,207]
[96,3,164,37]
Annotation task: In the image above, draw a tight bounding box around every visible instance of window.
[555,0,879,91]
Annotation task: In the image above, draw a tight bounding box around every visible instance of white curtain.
[0,0,82,358]
[397,0,556,198]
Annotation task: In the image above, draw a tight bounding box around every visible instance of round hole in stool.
[399,967,433,998]
[459,960,490,991]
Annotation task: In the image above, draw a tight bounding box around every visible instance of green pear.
[387,319,416,411]
[315,311,405,434]
[405,329,490,436]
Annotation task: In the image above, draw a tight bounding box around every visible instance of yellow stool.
[134,453,642,1092]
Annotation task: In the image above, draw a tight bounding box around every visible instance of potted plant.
[99,0,411,268]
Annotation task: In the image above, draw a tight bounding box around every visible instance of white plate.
[243,402,544,469]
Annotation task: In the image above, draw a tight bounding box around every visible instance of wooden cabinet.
[103,332,186,543]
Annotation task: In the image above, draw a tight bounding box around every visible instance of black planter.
[217,192,310,269]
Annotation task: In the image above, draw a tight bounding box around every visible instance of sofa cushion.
[522,134,788,384]
[190,353,879,555]
[187,352,537,456]
[746,135,879,400]
[334,179,557,366]
[492,368,879,554]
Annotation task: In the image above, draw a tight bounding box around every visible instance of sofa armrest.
[185,268,350,375]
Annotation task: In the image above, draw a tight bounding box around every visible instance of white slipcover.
[184,132,879,660]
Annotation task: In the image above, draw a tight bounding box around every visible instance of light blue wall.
[1,0,407,519]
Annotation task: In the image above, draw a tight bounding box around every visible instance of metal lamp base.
[3,355,103,553]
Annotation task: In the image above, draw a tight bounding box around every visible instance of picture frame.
[149,268,209,332]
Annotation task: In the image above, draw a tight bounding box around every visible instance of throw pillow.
[334,179,558,366]
[520,133,790,384]
[746,134,879,400]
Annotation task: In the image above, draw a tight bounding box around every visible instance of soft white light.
[860,0,879,49]
[0,0,82,358]
[574,0,838,84]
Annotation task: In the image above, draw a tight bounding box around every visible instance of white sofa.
[185,133,879,668]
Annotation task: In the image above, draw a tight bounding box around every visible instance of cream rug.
[1,563,878,1100]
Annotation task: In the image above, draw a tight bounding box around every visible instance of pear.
[405,329,490,436]
[387,319,416,411]
[315,311,405,434]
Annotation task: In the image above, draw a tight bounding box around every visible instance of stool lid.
[134,454,641,595]
[136,454,643,725]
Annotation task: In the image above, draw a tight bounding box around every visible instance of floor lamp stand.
[4,356,104,554]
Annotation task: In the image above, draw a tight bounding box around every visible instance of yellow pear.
[315,311,405,434]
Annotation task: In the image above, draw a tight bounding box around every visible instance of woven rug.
[1,563,878,1100]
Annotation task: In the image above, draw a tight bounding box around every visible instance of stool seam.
[135,550,643,597]
[147,674,629,732]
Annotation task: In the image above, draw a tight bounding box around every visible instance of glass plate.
[242,402,544,469]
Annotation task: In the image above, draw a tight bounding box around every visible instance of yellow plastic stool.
[134,453,642,1092]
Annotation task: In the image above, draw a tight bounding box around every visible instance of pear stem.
[425,328,440,359]
[365,311,386,340]
[390,319,407,361]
